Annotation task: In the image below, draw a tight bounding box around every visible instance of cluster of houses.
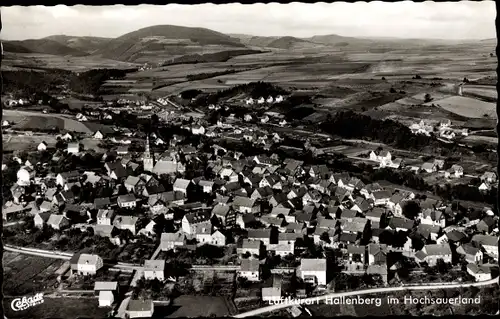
[244,95,285,106]
[368,149,497,189]
[4,121,499,311]
[409,119,468,140]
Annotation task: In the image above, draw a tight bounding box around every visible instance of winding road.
[234,278,499,318]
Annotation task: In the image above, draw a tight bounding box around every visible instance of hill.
[3,39,90,57]
[95,25,246,62]
[266,36,315,49]
[43,35,111,53]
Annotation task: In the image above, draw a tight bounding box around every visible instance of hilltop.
[3,39,90,57]
[94,24,246,62]
[43,35,111,53]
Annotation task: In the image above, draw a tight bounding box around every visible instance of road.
[234,278,499,318]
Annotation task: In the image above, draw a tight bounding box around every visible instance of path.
[234,278,499,318]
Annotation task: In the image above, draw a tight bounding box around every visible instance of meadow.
[424,96,496,118]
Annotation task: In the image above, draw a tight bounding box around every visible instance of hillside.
[266,36,315,49]
[95,25,246,62]
[3,39,90,57]
[44,35,111,53]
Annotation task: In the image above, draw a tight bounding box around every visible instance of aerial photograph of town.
[0,2,498,318]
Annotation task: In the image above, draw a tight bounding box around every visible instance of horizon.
[1,2,495,41]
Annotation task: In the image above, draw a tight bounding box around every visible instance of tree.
[424,93,433,103]
[390,88,397,93]
[402,201,421,219]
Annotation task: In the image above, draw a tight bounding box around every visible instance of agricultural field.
[4,296,111,319]
[463,85,497,100]
[3,252,66,296]
[3,134,58,152]
[423,95,496,119]
[3,110,93,133]
[162,295,232,318]
[2,52,138,72]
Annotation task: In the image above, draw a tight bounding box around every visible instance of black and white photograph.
[0,2,498,318]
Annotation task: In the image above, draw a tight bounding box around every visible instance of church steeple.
[143,135,153,172]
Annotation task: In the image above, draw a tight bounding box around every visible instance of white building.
[299,259,327,286]
[37,142,48,152]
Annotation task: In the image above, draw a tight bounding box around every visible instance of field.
[2,52,138,71]
[159,296,232,318]
[423,95,496,119]
[3,252,66,296]
[463,85,497,100]
[4,110,94,133]
[4,296,111,319]
[3,134,58,152]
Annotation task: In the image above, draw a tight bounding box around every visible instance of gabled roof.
[173,178,191,190]
[144,260,165,271]
[248,229,271,239]
[232,196,257,208]
[423,244,452,256]
[300,258,326,272]
[372,190,392,200]
[389,217,414,230]
[212,204,231,217]
[117,194,136,203]
[184,211,211,224]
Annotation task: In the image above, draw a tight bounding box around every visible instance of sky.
[1,2,496,41]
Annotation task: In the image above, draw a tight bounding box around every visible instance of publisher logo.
[11,293,44,311]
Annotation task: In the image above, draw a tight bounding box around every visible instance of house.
[466,264,496,282]
[237,239,261,256]
[37,141,48,152]
[173,178,191,195]
[388,217,414,232]
[479,182,491,192]
[415,244,452,266]
[182,211,212,235]
[113,215,139,235]
[94,282,118,307]
[347,245,366,265]
[70,253,104,276]
[192,125,206,135]
[367,244,388,265]
[67,143,80,154]
[198,180,215,193]
[117,194,136,209]
[456,243,483,264]
[62,133,73,141]
[17,166,34,186]
[481,172,497,183]
[420,209,446,228]
[211,204,237,227]
[445,165,464,178]
[124,176,142,193]
[211,230,227,246]
[299,259,327,286]
[365,208,384,224]
[248,229,272,247]
[421,162,438,173]
[94,224,119,239]
[34,212,51,228]
[232,196,260,214]
[239,259,260,281]
[94,197,111,210]
[160,232,186,251]
[417,224,441,242]
[93,130,104,140]
[144,260,166,281]
[387,194,404,216]
[366,264,388,285]
[477,216,496,233]
[126,300,154,319]
[372,190,392,207]
[195,223,213,245]
[47,214,70,230]
[471,234,498,260]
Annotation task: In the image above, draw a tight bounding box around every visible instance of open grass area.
[423,96,496,119]
[4,296,111,319]
[4,109,93,133]
[159,295,231,318]
[3,252,65,296]
[3,134,58,152]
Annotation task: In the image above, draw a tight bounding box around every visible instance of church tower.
[143,135,154,172]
